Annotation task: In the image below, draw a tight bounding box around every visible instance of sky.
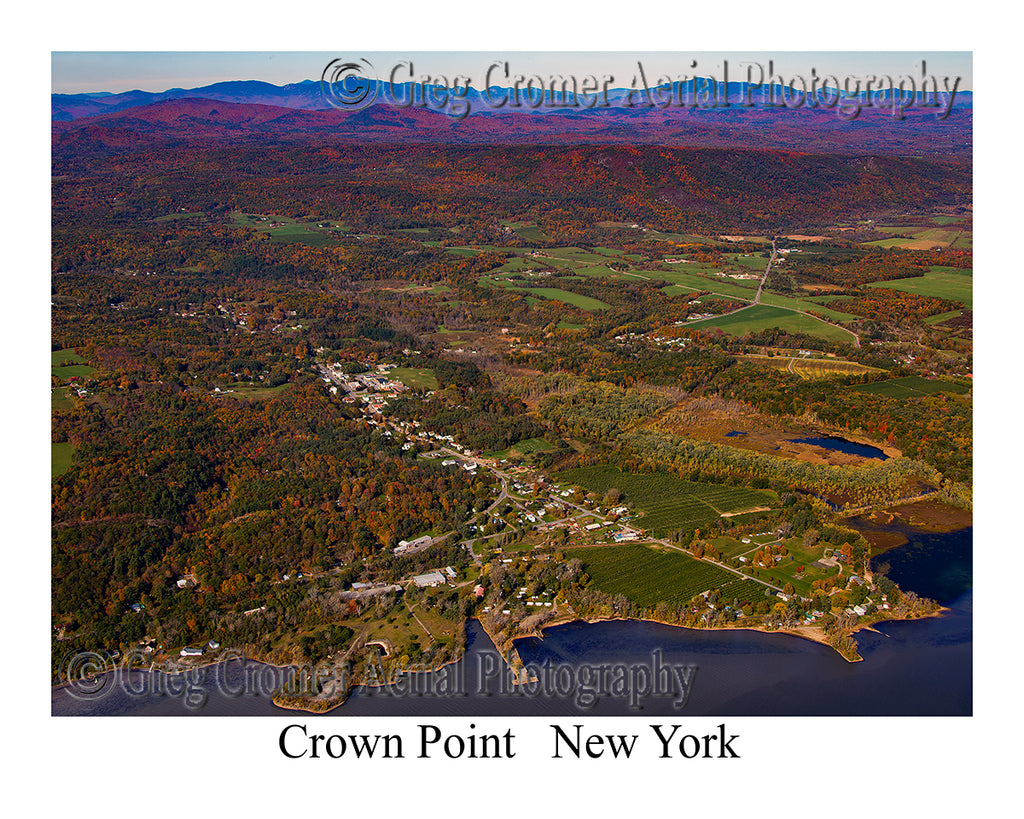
[52,51,972,95]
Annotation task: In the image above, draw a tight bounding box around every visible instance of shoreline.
[52,604,954,711]
[514,605,951,664]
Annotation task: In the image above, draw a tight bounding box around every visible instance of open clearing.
[736,355,885,379]
[853,375,970,399]
[868,266,972,308]
[684,304,855,344]
[52,442,74,477]
[389,367,438,390]
[52,349,95,380]
[231,212,346,246]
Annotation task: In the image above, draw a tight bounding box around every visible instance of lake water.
[790,436,889,460]
[53,526,971,717]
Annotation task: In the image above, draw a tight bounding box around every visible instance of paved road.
[685,236,861,349]
[754,237,778,304]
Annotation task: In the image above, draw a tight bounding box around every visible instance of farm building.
[412,571,446,588]
[398,535,433,551]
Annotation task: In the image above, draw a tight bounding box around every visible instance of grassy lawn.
[389,367,438,390]
[52,387,74,411]
[52,442,74,477]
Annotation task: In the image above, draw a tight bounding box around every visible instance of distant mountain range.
[51,79,972,157]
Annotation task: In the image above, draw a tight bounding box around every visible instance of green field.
[501,221,552,242]
[862,225,967,249]
[727,253,771,270]
[756,293,860,322]
[711,535,774,559]
[853,375,970,398]
[52,349,86,367]
[924,309,967,326]
[684,305,856,344]
[492,257,546,273]
[52,387,74,411]
[389,367,438,390]
[557,465,776,535]
[231,212,346,246]
[868,267,972,308]
[52,349,95,380]
[510,437,555,456]
[52,442,74,477]
[484,278,611,310]
[568,543,737,607]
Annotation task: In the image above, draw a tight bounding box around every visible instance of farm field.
[862,225,970,250]
[557,465,776,536]
[52,348,95,380]
[735,355,886,380]
[853,375,970,398]
[568,543,737,608]
[757,293,861,322]
[684,304,856,344]
[501,220,552,242]
[230,212,347,246]
[727,253,771,270]
[482,277,611,310]
[868,266,972,308]
[924,309,968,326]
